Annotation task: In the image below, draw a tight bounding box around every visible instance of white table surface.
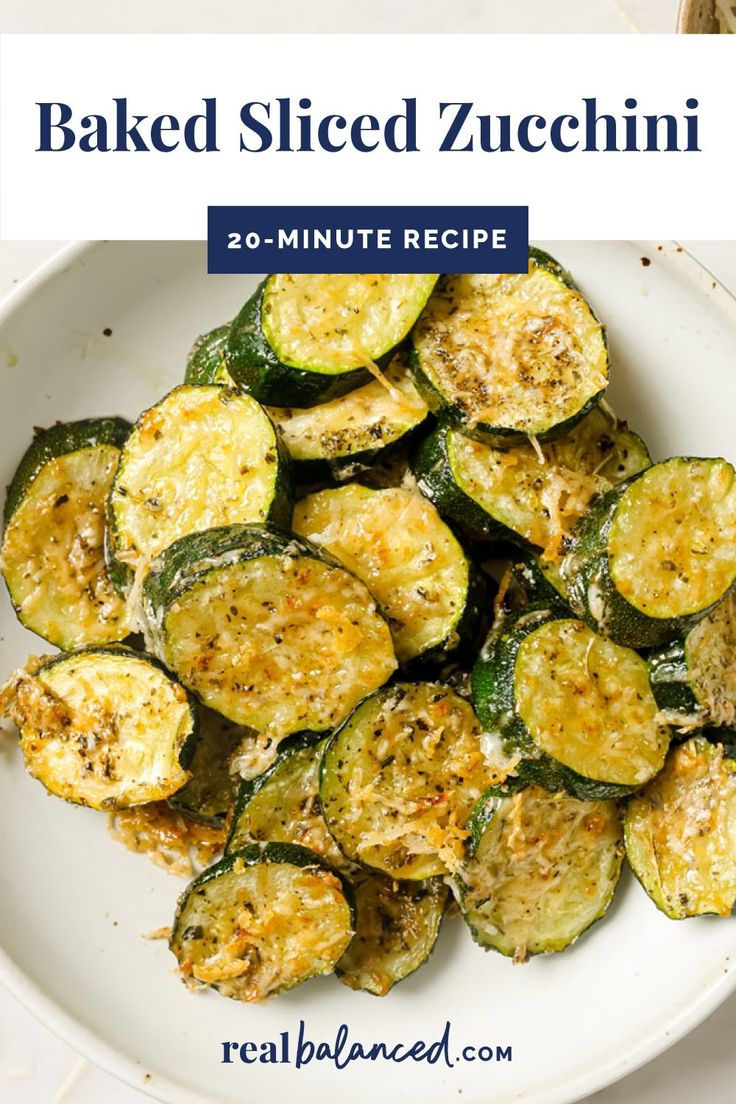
[0,237,734,1103]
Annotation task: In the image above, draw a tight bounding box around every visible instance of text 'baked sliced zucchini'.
[472,608,671,799]
[107,385,292,593]
[625,737,736,919]
[320,682,491,879]
[142,524,397,742]
[293,484,482,665]
[563,456,736,648]
[413,405,649,556]
[228,274,439,407]
[456,784,623,960]
[170,842,354,1002]
[1,417,132,649]
[0,645,197,809]
[648,592,736,729]
[409,250,608,445]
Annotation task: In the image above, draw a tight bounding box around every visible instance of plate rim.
[1,238,736,1104]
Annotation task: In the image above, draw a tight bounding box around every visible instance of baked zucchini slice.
[412,405,650,556]
[320,682,490,879]
[1,417,132,649]
[168,704,246,827]
[170,842,354,1002]
[563,457,736,648]
[648,593,736,729]
[456,784,623,960]
[471,607,671,799]
[184,324,233,386]
[107,385,292,593]
[0,645,197,810]
[142,524,397,741]
[227,274,439,407]
[409,251,608,446]
[336,874,448,996]
[226,733,350,872]
[625,736,736,919]
[293,484,483,665]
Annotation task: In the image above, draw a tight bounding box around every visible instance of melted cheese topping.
[293,485,468,663]
[262,274,437,372]
[3,652,194,809]
[172,859,353,1001]
[109,801,227,877]
[163,553,396,740]
[229,740,351,873]
[321,683,493,878]
[515,619,670,786]
[110,386,281,576]
[269,359,427,462]
[1,446,129,648]
[625,738,736,918]
[447,406,648,559]
[337,875,446,996]
[460,786,622,960]
[413,268,607,433]
[686,594,736,725]
[609,458,736,619]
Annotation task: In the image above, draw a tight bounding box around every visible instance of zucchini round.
[455,784,623,960]
[412,405,649,554]
[293,484,483,665]
[226,733,350,872]
[1,645,197,810]
[107,385,292,593]
[170,842,354,1002]
[142,524,397,741]
[336,874,448,996]
[227,274,439,407]
[471,607,671,799]
[648,593,736,728]
[563,457,736,648]
[320,682,491,879]
[1,417,132,649]
[408,251,608,446]
[168,704,246,827]
[624,736,736,919]
[184,324,233,386]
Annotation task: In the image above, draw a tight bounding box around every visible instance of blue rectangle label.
[207,206,528,274]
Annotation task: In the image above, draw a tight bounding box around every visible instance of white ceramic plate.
[1,241,736,1104]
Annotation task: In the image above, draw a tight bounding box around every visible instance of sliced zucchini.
[336,874,448,996]
[170,842,354,1002]
[107,385,292,592]
[184,324,233,386]
[292,484,483,665]
[456,784,623,959]
[226,733,350,872]
[625,737,736,919]
[320,682,491,879]
[169,704,247,826]
[0,645,197,810]
[471,607,671,799]
[510,550,572,610]
[648,593,736,728]
[142,524,397,741]
[227,274,439,407]
[409,251,608,446]
[1,418,132,649]
[563,457,736,648]
[412,405,649,555]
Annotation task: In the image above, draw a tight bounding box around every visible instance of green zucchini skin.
[184,324,233,386]
[471,606,652,800]
[168,704,245,827]
[563,463,736,649]
[647,641,699,718]
[510,551,573,612]
[408,249,608,447]
[3,416,131,527]
[227,279,371,407]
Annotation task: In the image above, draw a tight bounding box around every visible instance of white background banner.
[0,33,732,240]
